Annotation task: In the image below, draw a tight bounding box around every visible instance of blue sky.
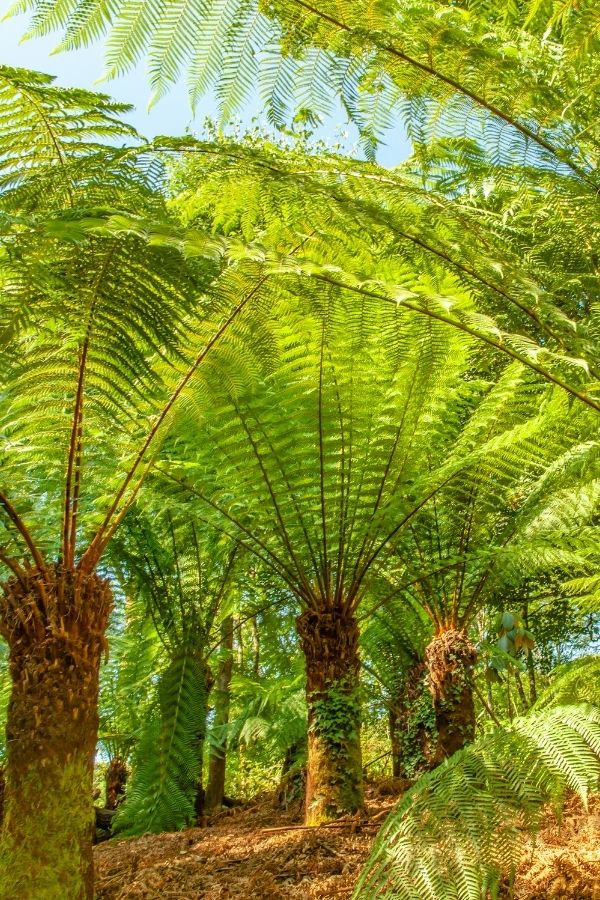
[1,1,410,166]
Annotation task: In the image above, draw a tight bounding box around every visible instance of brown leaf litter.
[95,782,600,899]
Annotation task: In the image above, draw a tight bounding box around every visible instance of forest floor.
[95,781,600,899]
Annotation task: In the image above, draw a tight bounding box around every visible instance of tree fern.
[355,704,600,900]
[0,66,304,892]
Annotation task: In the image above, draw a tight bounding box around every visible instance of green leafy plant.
[356,704,600,900]
[115,652,208,836]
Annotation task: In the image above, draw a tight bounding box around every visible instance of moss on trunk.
[0,566,112,900]
[425,628,476,762]
[297,608,363,826]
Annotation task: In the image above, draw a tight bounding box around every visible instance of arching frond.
[534,656,600,710]
[356,704,600,899]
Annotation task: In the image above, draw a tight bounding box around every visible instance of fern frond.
[114,651,209,836]
[356,704,600,899]
[534,657,600,710]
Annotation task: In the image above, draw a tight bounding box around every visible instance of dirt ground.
[94,783,600,899]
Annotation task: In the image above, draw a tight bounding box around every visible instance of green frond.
[0,64,141,211]
[534,657,600,710]
[356,704,600,899]
[98,589,162,760]
[226,670,306,752]
[114,651,209,836]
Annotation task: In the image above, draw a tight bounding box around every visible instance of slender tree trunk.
[296,608,363,825]
[388,660,432,778]
[204,617,234,812]
[389,708,402,778]
[250,616,260,678]
[425,628,476,761]
[0,566,112,900]
[526,653,537,705]
[514,670,529,711]
[506,675,514,722]
[522,603,537,705]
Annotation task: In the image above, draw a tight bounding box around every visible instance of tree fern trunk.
[105,756,128,810]
[0,566,112,900]
[425,629,476,761]
[204,616,234,812]
[389,661,432,777]
[297,608,363,825]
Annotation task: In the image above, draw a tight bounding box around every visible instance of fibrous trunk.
[388,660,432,778]
[0,565,112,900]
[204,617,234,813]
[297,608,363,825]
[105,756,128,810]
[425,628,476,761]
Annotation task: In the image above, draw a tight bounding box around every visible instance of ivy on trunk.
[297,608,363,825]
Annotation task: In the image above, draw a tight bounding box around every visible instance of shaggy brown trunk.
[204,616,234,812]
[425,628,476,762]
[297,608,363,825]
[105,756,128,810]
[388,660,432,778]
[0,565,112,900]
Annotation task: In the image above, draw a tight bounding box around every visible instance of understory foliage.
[107,514,239,834]
[114,653,208,836]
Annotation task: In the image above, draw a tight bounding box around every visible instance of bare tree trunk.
[297,608,363,826]
[522,603,537,705]
[250,616,260,678]
[425,628,476,761]
[204,617,234,812]
[0,566,112,900]
[514,670,529,711]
